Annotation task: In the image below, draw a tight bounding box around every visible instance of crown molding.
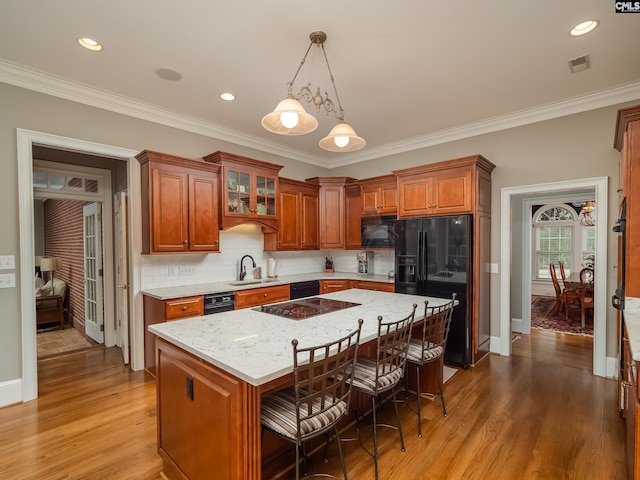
[1,59,639,170]
[328,81,640,169]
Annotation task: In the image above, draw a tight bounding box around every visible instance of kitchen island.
[149,288,453,480]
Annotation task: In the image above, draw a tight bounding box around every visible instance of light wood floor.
[0,330,626,480]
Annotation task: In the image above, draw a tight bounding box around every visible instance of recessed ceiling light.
[569,20,599,37]
[220,92,236,101]
[77,37,103,51]
[154,67,182,81]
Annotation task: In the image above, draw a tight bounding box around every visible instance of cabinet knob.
[183,240,188,244]
[182,306,188,311]
[264,293,268,297]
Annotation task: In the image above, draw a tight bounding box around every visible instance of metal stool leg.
[416,364,422,437]
[391,388,406,452]
[371,396,379,480]
[438,364,447,417]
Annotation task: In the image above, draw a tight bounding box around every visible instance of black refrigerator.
[394,215,473,368]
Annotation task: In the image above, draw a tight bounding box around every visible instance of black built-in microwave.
[361,215,396,249]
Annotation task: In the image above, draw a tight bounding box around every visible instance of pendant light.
[262,31,365,152]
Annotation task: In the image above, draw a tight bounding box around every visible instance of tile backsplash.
[140,224,395,289]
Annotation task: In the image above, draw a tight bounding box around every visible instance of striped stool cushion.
[406,339,443,363]
[347,357,403,395]
[261,387,348,441]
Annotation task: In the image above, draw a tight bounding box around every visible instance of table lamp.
[39,257,61,295]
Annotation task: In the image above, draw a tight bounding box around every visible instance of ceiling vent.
[568,54,590,73]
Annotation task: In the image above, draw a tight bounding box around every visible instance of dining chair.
[559,261,568,283]
[549,263,580,320]
[404,294,456,437]
[260,319,363,480]
[579,267,595,328]
[346,304,416,480]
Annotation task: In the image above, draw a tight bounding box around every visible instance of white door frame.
[17,128,143,402]
[499,176,608,377]
[519,192,596,334]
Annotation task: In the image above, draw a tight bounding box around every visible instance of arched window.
[532,203,597,280]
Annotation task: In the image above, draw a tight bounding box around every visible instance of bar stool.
[346,304,416,480]
[260,319,363,480]
[404,294,456,437]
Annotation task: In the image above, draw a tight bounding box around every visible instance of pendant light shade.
[262,31,365,152]
[261,97,318,135]
[319,122,366,152]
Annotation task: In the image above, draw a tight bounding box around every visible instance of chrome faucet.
[239,255,256,281]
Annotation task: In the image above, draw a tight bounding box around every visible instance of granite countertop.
[149,289,451,386]
[625,297,640,360]
[141,272,394,300]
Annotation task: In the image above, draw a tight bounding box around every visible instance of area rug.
[531,295,593,336]
[37,327,95,359]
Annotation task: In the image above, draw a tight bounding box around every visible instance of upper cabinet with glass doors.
[203,151,283,232]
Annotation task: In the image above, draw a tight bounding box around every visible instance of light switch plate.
[0,273,16,288]
[0,255,15,270]
[490,263,499,273]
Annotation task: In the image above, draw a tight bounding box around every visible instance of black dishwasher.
[203,292,235,314]
[290,280,320,300]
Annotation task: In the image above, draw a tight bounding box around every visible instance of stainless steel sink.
[227,279,279,286]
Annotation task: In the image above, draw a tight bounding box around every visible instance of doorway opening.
[499,176,608,377]
[17,129,143,403]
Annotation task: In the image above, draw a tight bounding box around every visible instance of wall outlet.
[179,265,196,276]
[490,263,499,274]
[168,266,179,277]
[0,255,15,270]
[0,273,16,288]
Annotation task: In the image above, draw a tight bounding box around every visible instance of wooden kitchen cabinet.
[345,184,362,250]
[355,280,395,292]
[264,177,319,251]
[319,279,353,294]
[623,325,640,480]
[156,338,246,480]
[306,177,357,250]
[394,155,494,218]
[144,295,204,374]
[615,105,640,297]
[359,174,397,215]
[137,150,220,254]
[234,284,290,309]
[203,151,283,232]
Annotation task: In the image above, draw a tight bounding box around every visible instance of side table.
[36,294,64,329]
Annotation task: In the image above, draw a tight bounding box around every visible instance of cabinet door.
[380,184,398,214]
[362,187,380,215]
[152,167,189,252]
[189,173,219,252]
[225,168,252,216]
[255,174,277,218]
[157,341,245,480]
[320,186,345,249]
[432,169,472,214]
[397,175,432,217]
[278,190,300,249]
[301,191,319,249]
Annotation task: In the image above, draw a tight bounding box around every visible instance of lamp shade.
[319,122,366,152]
[261,98,318,135]
[40,257,60,272]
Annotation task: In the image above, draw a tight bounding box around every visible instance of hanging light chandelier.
[580,200,596,226]
[261,31,365,153]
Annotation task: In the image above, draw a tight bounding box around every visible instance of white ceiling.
[1,0,639,168]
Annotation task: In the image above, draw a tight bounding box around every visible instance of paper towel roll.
[267,258,278,278]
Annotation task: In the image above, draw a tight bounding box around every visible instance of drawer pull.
[264,293,268,297]
[182,306,188,311]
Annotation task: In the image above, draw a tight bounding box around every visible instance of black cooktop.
[253,297,361,320]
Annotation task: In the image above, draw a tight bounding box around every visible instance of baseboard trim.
[511,317,523,334]
[490,335,503,355]
[606,356,619,379]
[0,378,23,408]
